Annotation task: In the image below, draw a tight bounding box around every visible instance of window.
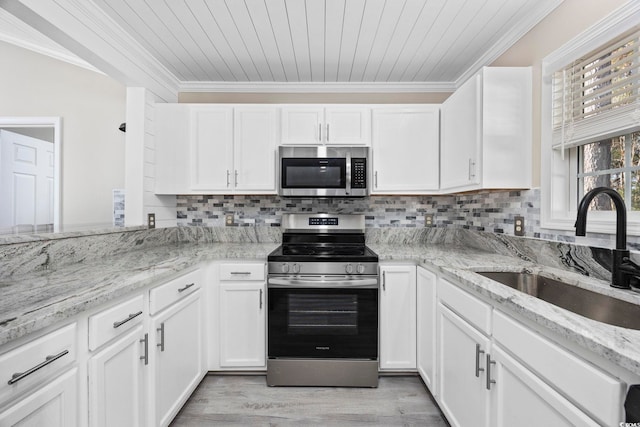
[541,3,640,235]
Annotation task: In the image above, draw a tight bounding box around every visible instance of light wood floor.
[171,374,449,426]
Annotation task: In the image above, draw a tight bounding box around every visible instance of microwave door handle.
[345,152,351,195]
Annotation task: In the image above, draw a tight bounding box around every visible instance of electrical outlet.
[225,214,234,226]
[514,215,524,236]
[147,213,156,229]
[425,214,434,227]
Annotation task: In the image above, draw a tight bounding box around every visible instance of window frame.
[541,2,640,236]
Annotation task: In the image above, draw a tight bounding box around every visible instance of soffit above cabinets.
[0,0,563,98]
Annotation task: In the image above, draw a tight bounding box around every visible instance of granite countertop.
[0,242,278,346]
[372,243,640,378]
[2,240,640,379]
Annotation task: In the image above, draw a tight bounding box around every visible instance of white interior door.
[0,130,54,232]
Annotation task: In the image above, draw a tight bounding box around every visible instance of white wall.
[0,40,126,228]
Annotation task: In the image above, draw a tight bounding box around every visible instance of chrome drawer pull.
[113,310,143,328]
[475,344,485,377]
[178,282,195,293]
[230,272,251,275]
[8,350,69,385]
[157,323,165,352]
[259,289,263,309]
[140,333,149,365]
[486,354,496,390]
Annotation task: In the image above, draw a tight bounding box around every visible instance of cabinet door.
[234,107,277,192]
[281,107,324,145]
[190,106,233,190]
[490,345,599,427]
[417,267,437,395]
[324,107,370,145]
[438,303,490,427]
[89,326,146,427]
[0,368,77,427]
[372,107,440,193]
[152,290,205,427]
[379,264,417,370]
[218,282,266,368]
[440,75,481,191]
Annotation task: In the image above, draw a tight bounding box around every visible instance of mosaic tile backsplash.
[176,189,640,250]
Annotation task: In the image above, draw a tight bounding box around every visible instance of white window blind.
[552,27,640,150]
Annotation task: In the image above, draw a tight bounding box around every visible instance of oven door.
[268,276,378,359]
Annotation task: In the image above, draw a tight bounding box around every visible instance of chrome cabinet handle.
[375,171,378,188]
[318,123,322,142]
[8,350,69,385]
[382,271,386,291]
[113,310,143,328]
[327,123,330,142]
[230,272,251,275]
[140,333,149,365]
[486,354,496,390]
[178,282,195,293]
[235,170,238,186]
[259,289,263,309]
[226,170,231,187]
[468,159,476,180]
[157,323,165,352]
[475,344,485,377]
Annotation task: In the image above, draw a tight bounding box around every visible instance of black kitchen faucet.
[575,186,640,289]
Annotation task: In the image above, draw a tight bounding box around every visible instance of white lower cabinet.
[435,274,623,427]
[416,266,437,395]
[0,368,78,427]
[437,303,491,427]
[379,264,416,370]
[490,344,599,427]
[219,283,266,368]
[216,262,266,369]
[88,326,147,427]
[151,289,205,427]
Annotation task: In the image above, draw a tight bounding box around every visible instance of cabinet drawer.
[438,278,491,334]
[0,323,76,403]
[493,310,624,426]
[219,263,265,281]
[150,269,201,315]
[89,294,144,351]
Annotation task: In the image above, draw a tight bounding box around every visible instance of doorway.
[0,117,60,234]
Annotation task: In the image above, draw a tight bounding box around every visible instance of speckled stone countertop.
[0,242,278,347]
[372,243,640,378]
[3,240,640,379]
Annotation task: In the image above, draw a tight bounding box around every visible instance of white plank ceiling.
[90,0,560,88]
[0,0,563,93]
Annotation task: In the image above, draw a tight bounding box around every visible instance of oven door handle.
[267,277,378,289]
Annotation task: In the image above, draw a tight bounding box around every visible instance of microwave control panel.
[351,158,367,189]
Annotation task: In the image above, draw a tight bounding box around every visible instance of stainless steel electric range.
[266,213,379,387]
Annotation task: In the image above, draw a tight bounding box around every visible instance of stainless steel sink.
[477,271,640,330]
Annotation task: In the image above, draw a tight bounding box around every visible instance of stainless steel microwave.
[278,146,369,197]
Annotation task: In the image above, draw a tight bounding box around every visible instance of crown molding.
[455,0,564,87]
[178,81,456,94]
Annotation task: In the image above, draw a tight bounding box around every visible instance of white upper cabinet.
[440,67,532,192]
[190,106,234,191]
[155,104,277,194]
[281,106,370,145]
[234,107,277,192]
[371,106,440,193]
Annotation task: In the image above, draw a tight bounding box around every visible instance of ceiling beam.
[0,0,179,102]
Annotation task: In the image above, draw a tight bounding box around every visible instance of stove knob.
[357,264,366,274]
[281,263,289,273]
[292,263,300,274]
[345,264,354,274]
